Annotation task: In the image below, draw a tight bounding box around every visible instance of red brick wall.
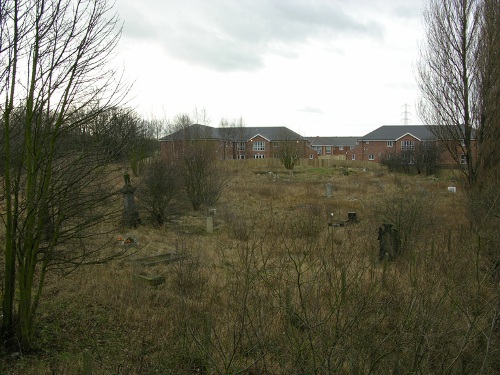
[350,136,476,166]
[162,138,322,161]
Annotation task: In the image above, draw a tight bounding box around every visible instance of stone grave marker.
[325,183,333,197]
[378,223,399,261]
[121,171,141,227]
[206,216,214,234]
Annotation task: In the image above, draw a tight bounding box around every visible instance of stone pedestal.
[121,172,141,227]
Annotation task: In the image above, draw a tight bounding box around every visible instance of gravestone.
[206,216,214,234]
[325,183,333,197]
[378,223,399,261]
[121,172,141,227]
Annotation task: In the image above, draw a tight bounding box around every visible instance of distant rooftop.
[306,136,359,147]
[360,125,437,141]
[161,124,305,142]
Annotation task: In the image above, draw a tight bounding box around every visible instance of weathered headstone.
[121,172,141,227]
[325,183,333,197]
[206,216,214,234]
[378,223,399,261]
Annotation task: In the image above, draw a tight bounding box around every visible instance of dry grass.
[2,164,499,374]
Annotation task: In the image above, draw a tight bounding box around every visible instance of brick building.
[350,125,475,166]
[307,136,359,160]
[160,124,318,161]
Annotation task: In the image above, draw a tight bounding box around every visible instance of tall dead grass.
[3,166,499,374]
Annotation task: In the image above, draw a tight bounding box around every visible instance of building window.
[365,141,369,144]
[350,146,354,150]
[325,146,332,154]
[422,140,433,149]
[401,140,415,150]
[253,141,265,151]
[237,154,245,160]
[236,142,246,151]
[460,153,467,164]
[309,154,314,159]
[368,154,375,160]
[351,154,356,160]
[339,146,344,150]
[272,142,279,147]
[387,141,394,147]
[253,154,265,159]
[402,154,415,164]
[313,146,322,154]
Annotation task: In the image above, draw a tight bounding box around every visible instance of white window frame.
[387,141,394,147]
[236,142,246,151]
[460,153,467,164]
[368,154,375,161]
[325,146,332,154]
[253,141,265,151]
[351,154,356,160]
[401,140,415,150]
[339,146,344,150]
[253,154,265,159]
[272,141,279,147]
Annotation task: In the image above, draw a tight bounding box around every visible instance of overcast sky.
[114,0,425,136]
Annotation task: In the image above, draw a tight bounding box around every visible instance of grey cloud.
[118,0,388,72]
[391,4,423,20]
[299,106,324,114]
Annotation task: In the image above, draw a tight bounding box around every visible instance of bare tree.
[477,0,500,188]
[0,0,129,350]
[181,144,227,210]
[192,106,211,125]
[138,158,180,226]
[167,112,192,134]
[417,0,499,188]
[414,141,442,176]
[274,130,304,170]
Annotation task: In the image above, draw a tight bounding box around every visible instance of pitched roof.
[159,124,223,141]
[161,124,305,142]
[359,125,437,141]
[306,136,359,147]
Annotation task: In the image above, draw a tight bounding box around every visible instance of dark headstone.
[378,223,399,261]
[121,172,141,227]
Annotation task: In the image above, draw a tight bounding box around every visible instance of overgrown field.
[2,164,499,374]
